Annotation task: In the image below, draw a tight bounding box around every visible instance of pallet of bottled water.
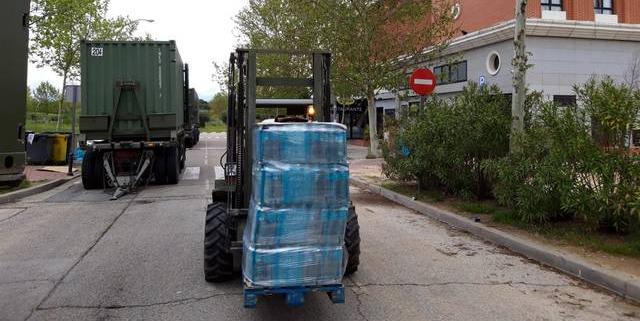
[243,122,350,289]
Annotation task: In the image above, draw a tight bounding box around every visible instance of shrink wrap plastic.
[243,123,349,288]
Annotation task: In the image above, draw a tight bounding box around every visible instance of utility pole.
[511,0,528,152]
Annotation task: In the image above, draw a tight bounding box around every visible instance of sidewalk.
[347,143,369,161]
[24,166,74,183]
[348,157,640,302]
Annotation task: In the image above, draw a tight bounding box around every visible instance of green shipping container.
[80,41,186,142]
[0,0,29,183]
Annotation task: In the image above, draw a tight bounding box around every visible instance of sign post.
[409,68,437,110]
[64,85,80,176]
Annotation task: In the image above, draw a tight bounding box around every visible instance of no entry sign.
[409,68,437,96]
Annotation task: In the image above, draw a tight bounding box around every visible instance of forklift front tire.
[344,206,361,276]
[204,202,235,283]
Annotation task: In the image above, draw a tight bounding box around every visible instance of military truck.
[79,41,189,198]
[0,0,30,185]
[184,88,200,148]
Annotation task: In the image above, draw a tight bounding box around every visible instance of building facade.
[377,0,640,113]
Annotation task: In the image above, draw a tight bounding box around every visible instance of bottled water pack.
[244,122,350,288]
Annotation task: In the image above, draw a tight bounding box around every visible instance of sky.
[27,0,249,101]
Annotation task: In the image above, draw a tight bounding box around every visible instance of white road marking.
[182,167,201,180]
[204,139,209,165]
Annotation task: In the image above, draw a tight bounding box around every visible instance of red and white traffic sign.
[409,68,437,96]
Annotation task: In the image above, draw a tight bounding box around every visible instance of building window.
[451,3,462,20]
[486,52,501,76]
[541,0,563,11]
[434,61,467,85]
[553,95,577,106]
[594,0,614,14]
[385,109,396,119]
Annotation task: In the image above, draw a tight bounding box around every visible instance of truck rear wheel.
[179,144,186,170]
[204,202,235,282]
[153,149,167,185]
[185,137,194,149]
[81,151,103,190]
[166,146,179,184]
[344,206,361,276]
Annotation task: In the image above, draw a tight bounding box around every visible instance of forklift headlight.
[307,105,316,117]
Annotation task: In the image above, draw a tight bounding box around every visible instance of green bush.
[199,111,211,127]
[488,78,640,233]
[383,83,510,199]
[485,103,593,223]
[576,78,640,149]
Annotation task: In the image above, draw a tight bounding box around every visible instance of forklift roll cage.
[216,49,333,216]
[205,49,359,290]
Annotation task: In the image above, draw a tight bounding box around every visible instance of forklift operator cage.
[221,49,333,211]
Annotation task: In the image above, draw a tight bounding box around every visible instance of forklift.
[204,49,361,306]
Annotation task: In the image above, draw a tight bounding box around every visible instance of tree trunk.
[56,71,68,131]
[367,91,380,158]
[511,0,528,152]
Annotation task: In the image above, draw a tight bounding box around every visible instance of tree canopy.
[29,0,140,129]
[30,0,139,82]
[235,0,457,156]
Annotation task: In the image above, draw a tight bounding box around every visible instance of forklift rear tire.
[166,146,179,184]
[344,206,361,276]
[204,202,235,283]
[81,151,103,190]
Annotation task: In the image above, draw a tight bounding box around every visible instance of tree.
[236,0,457,157]
[625,50,640,90]
[212,61,229,94]
[32,81,60,113]
[210,92,228,121]
[511,0,529,151]
[30,0,140,130]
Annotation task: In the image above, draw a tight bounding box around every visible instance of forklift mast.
[222,49,332,211]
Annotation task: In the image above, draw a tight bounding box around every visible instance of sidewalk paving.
[24,166,76,183]
[348,155,640,302]
[347,143,370,161]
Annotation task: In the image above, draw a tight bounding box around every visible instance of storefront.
[336,99,385,140]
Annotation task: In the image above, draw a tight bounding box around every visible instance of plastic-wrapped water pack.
[243,122,349,288]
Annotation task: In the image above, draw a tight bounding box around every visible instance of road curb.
[0,175,80,204]
[350,177,640,304]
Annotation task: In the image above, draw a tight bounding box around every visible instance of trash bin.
[51,134,70,164]
[25,132,53,165]
[25,132,72,165]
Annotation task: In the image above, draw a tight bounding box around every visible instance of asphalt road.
[1,133,639,321]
